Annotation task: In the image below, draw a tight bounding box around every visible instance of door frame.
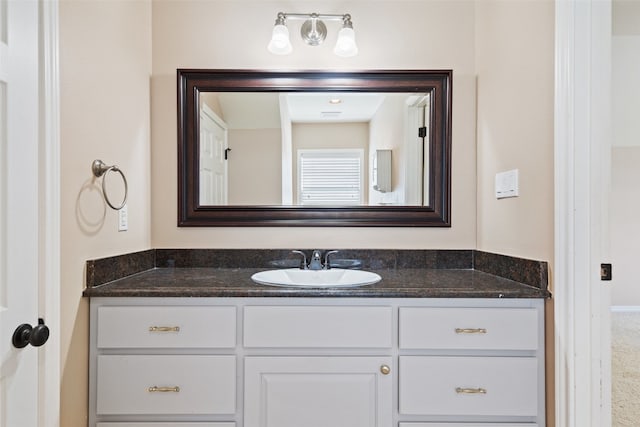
[39,1,61,425]
[554,0,612,426]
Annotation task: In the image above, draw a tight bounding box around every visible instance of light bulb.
[334,27,358,57]
[268,24,292,55]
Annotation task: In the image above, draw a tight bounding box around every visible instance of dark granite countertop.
[82,266,550,299]
[82,249,551,299]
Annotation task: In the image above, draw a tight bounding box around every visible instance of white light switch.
[495,169,519,199]
[118,204,128,231]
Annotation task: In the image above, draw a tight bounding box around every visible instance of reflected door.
[199,104,228,205]
[404,95,430,206]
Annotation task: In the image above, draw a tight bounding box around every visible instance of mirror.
[199,91,431,207]
[178,70,451,227]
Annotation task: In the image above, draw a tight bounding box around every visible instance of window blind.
[299,150,363,205]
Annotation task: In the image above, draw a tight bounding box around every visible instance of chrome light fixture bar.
[268,12,359,57]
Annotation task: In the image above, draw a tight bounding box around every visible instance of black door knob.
[12,318,50,348]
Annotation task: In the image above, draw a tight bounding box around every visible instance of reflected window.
[298,149,364,205]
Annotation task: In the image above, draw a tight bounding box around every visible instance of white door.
[199,104,228,205]
[0,1,51,426]
[244,356,393,427]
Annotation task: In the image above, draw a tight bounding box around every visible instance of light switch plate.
[118,204,128,231]
[495,169,519,199]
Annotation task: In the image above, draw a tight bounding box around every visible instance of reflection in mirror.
[178,70,451,227]
[199,92,431,207]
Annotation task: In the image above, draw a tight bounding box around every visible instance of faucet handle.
[324,250,339,269]
[291,250,308,269]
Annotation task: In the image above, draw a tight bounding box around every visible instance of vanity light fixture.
[268,12,359,57]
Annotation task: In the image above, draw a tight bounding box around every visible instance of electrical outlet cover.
[118,204,128,231]
[495,169,519,199]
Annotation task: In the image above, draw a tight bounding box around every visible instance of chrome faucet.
[309,250,323,270]
[292,249,340,270]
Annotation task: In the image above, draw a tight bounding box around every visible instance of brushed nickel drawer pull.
[455,328,487,334]
[148,386,180,393]
[149,326,180,332]
[456,387,487,394]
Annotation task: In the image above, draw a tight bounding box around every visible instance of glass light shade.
[268,24,293,55]
[333,27,358,57]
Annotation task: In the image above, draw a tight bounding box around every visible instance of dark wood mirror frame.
[177,69,452,227]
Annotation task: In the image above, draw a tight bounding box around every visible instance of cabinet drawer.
[244,306,392,348]
[97,424,235,427]
[399,356,538,417]
[97,306,236,348]
[399,307,538,350]
[398,424,537,427]
[96,355,236,415]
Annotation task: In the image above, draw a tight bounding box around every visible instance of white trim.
[611,306,640,313]
[39,1,60,426]
[279,94,293,205]
[553,3,575,423]
[554,1,611,426]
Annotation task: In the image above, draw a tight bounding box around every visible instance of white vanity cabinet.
[89,298,545,427]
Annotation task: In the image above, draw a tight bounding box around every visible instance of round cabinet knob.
[380,365,391,375]
[12,318,50,349]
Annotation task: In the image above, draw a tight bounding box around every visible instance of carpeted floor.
[612,310,640,426]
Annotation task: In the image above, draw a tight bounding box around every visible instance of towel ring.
[92,159,128,210]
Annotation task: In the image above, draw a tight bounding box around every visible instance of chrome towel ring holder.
[92,159,128,210]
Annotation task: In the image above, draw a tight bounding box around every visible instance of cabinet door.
[244,357,392,427]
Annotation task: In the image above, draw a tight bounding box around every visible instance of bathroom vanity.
[84,249,550,427]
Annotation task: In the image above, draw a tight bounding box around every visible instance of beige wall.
[613,0,640,36]
[228,128,282,205]
[611,0,640,306]
[474,3,555,425]
[610,148,640,306]
[293,123,368,152]
[475,0,555,263]
[369,95,406,205]
[59,1,152,425]
[292,123,369,204]
[150,0,478,249]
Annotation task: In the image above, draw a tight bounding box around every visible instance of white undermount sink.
[251,268,382,288]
